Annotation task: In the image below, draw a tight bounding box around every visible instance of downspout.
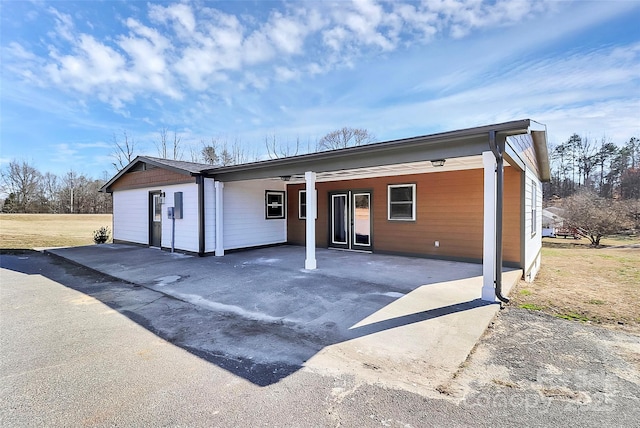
[489,130,510,304]
[197,175,205,256]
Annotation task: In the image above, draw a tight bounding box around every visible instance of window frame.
[387,183,416,221]
[299,190,307,220]
[298,189,318,220]
[531,180,537,237]
[152,193,162,222]
[265,190,286,220]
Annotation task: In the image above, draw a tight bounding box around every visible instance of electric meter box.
[167,207,174,219]
[173,192,183,219]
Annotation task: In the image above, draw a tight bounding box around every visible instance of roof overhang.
[205,119,546,182]
[281,155,513,183]
[532,130,551,182]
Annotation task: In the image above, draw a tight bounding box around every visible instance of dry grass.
[0,214,113,249]
[513,235,640,332]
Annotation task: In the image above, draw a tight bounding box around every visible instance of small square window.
[388,184,416,221]
[265,191,285,219]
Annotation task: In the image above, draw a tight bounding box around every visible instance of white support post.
[482,151,497,302]
[215,181,224,257]
[305,171,317,270]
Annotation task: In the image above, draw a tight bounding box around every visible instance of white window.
[299,190,307,219]
[265,191,285,219]
[388,184,416,221]
[531,181,537,236]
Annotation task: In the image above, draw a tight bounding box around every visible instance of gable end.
[109,167,196,191]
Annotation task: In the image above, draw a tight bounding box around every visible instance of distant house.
[101,119,550,302]
[542,207,565,237]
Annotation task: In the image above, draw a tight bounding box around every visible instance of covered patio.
[203,119,548,303]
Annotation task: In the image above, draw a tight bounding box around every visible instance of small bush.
[93,226,110,244]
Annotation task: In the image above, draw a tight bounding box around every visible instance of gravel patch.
[441,307,640,426]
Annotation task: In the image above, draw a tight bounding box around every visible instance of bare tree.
[0,162,111,214]
[198,137,249,166]
[41,172,62,213]
[156,127,169,158]
[627,137,640,169]
[0,160,41,212]
[265,134,300,159]
[230,139,249,165]
[317,127,375,151]
[576,135,596,187]
[155,127,183,160]
[594,139,618,198]
[188,146,201,163]
[561,189,627,246]
[620,168,640,199]
[62,170,78,213]
[624,198,640,231]
[112,131,136,171]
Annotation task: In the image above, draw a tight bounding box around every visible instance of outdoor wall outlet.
[435,240,440,247]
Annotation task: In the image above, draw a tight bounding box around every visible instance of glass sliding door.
[331,194,348,247]
[352,193,371,248]
[330,191,372,251]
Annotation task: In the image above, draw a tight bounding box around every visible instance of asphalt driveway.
[46,244,521,393]
[2,250,638,426]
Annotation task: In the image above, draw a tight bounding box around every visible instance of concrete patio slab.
[46,244,521,395]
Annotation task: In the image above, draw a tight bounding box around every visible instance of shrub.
[561,189,627,246]
[93,226,110,244]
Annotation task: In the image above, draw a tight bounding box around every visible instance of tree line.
[545,134,640,201]
[1,126,375,214]
[544,134,639,245]
[6,128,636,219]
[0,161,111,214]
[112,126,376,169]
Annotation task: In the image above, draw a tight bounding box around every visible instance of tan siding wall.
[110,168,195,191]
[503,167,522,264]
[287,167,522,265]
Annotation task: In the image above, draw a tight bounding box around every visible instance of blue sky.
[1,0,639,178]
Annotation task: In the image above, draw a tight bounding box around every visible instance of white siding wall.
[113,188,149,245]
[223,179,287,250]
[162,183,200,253]
[204,178,216,253]
[523,167,543,282]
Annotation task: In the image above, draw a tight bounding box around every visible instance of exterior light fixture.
[431,159,446,167]
[159,192,166,204]
[280,175,292,181]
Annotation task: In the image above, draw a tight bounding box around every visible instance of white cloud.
[76,142,112,149]
[243,31,275,65]
[46,33,132,108]
[244,72,269,90]
[6,1,561,110]
[118,19,178,97]
[148,2,196,36]
[3,0,638,156]
[47,6,75,42]
[274,66,299,82]
[265,12,309,55]
[172,9,244,89]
